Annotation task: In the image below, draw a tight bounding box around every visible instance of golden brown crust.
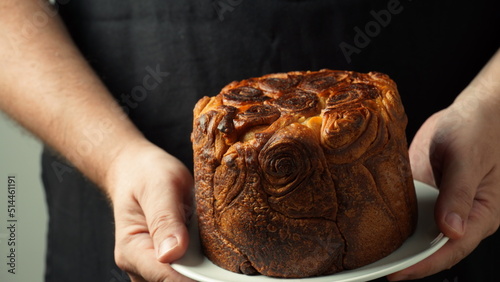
[191,69,417,278]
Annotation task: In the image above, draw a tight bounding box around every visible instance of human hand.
[105,141,195,282]
[387,91,500,280]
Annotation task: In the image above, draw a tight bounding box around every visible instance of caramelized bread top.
[192,69,407,164]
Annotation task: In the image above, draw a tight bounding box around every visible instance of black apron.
[42,0,500,281]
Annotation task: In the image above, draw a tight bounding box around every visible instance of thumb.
[141,171,193,263]
[432,144,480,240]
[150,199,190,263]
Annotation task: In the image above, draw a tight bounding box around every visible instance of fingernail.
[158,236,178,259]
[445,212,464,235]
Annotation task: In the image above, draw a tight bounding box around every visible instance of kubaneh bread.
[191,69,417,278]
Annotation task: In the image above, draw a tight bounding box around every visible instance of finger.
[387,197,493,281]
[115,232,194,282]
[408,112,441,187]
[408,135,435,187]
[138,170,192,263]
[432,149,481,240]
[387,237,475,281]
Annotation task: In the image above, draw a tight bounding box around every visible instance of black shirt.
[42,0,499,281]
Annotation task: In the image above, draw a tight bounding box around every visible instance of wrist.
[453,48,500,112]
[101,137,155,197]
[452,84,500,122]
[102,138,193,202]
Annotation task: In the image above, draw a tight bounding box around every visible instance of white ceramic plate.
[172,180,448,282]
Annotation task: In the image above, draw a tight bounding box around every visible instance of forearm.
[454,48,500,109]
[0,0,146,191]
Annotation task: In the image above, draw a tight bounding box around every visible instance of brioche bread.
[191,69,417,278]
